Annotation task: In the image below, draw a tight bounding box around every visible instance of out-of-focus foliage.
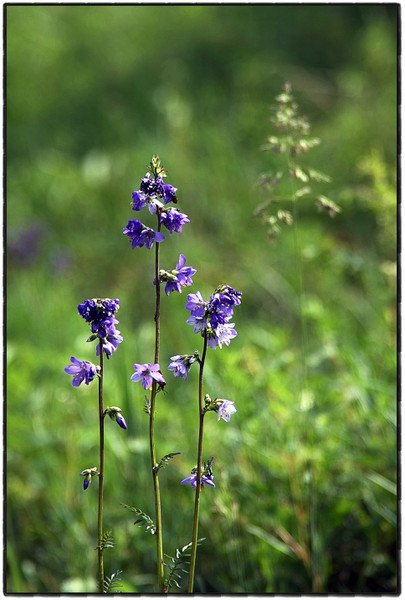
[6,4,397,593]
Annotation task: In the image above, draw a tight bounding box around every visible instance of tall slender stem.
[97,338,105,593]
[149,214,164,592]
[188,335,208,593]
[287,151,319,589]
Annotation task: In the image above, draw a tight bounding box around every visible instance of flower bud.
[104,406,128,430]
[80,467,100,490]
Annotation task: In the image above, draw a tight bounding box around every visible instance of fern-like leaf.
[103,569,123,593]
[163,538,205,592]
[144,395,151,414]
[153,451,181,473]
[121,503,156,534]
[97,530,115,551]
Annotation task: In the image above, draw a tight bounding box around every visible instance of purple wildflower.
[181,472,215,488]
[131,363,166,390]
[160,254,196,295]
[186,313,208,333]
[160,208,190,234]
[131,190,147,212]
[77,298,123,358]
[168,352,199,380]
[185,286,241,349]
[207,322,237,350]
[140,173,165,197]
[132,167,177,215]
[217,399,237,422]
[123,219,165,249]
[78,298,120,333]
[96,330,124,358]
[64,356,98,387]
[185,291,207,317]
[132,189,164,215]
[162,183,177,204]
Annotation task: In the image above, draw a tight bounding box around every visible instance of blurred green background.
[6,4,397,594]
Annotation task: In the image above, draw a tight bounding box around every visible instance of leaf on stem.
[153,451,181,473]
[97,530,115,551]
[103,569,123,593]
[144,395,151,414]
[121,503,156,535]
[163,538,206,591]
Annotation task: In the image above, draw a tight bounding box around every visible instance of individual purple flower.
[131,363,166,391]
[96,330,124,358]
[160,207,190,234]
[186,313,208,334]
[168,352,199,380]
[104,406,128,430]
[132,189,164,215]
[159,254,196,295]
[181,471,215,488]
[162,183,177,204]
[131,190,147,212]
[123,219,165,249]
[80,467,99,490]
[216,399,237,422]
[123,219,143,247]
[185,291,207,317]
[64,356,98,387]
[207,322,238,350]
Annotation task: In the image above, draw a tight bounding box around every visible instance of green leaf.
[97,530,115,551]
[121,504,156,535]
[163,538,206,592]
[247,525,295,558]
[103,570,123,593]
[153,451,181,473]
[367,471,396,495]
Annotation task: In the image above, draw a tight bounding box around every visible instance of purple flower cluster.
[134,173,177,213]
[124,160,189,249]
[77,298,123,358]
[168,351,199,380]
[185,285,242,349]
[159,254,196,296]
[160,208,190,235]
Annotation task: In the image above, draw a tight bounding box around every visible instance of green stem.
[287,152,319,589]
[97,338,105,593]
[149,215,164,592]
[188,335,208,593]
